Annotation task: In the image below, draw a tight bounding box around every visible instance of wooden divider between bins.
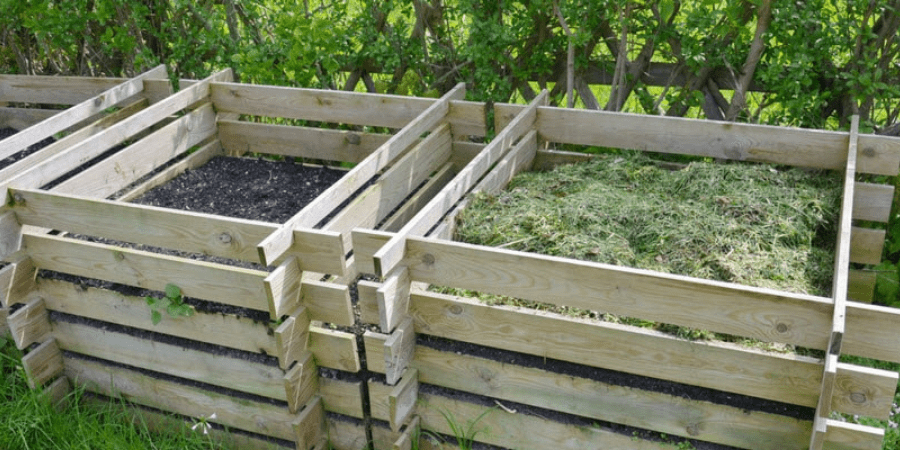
[7,296,50,349]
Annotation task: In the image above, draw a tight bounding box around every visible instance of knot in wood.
[685,423,700,436]
[218,232,233,244]
[94,95,104,107]
[862,147,876,158]
[345,133,361,145]
[448,304,463,315]
[113,250,125,261]
[11,193,25,205]
[776,323,788,334]
[850,392,867,404]
[422,253,435,266]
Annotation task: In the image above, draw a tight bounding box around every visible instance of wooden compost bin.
[0,65,173,337]
[1,70,489,449]
[356,93,900,449]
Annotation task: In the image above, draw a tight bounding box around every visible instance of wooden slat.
[0,69,231,198]
[37,278,277,356]
[324,123,453,248]
[23,231,270,311]
[391,415,421,450]
[284,351,318,413]
[405,236,834,352]
[812,115,860,450]
[211,82,435,128]
[0,306,8,337]
[447,100,487,137]
[505,104,900,175]
[293,396,326,449]
[410,290,884,410]
[823,419,885,450]
[399,344,811,449]
[257,83,466,266]
[0,210,22,260]
[384,317,415,384]
[12,187,276,264]
[319,377,365,419]
[368,380,669,450]
[7,296,50,349]
[52,319,286,400]
[0,255,37,308]
[849,227,886,265]
[218,120,388,162]
[300,278,354,326]
[0,75,126,104]
[358,280,381,325]
[844,302,900,362]
[373,91,547,278]
[378,267,411,333]
[379,162,457,233]
[327,417,369,450]
[363,331,389,374]
[853,182,894,223]
[847,270,877,304]
[0,98,149,186]
[831,362,898,419]
[0,66,166,161]
[264,256,302,319]
[21,338,64,388]
[352,230,394,276]
[65,357,298,441]
[389,368,419,432]
[51,102,218,198]
[274,306,310,370]
[308,325,361,372]
[0,107,58,129]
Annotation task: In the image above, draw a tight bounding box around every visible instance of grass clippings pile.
[455,152,842,296]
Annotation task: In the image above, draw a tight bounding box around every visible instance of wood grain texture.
[50,102,218,198]
[293,396,326,449]
[823,419,885,450]
[300,278,354,326]
[52,319,286,400]
[21,338,63,388]
[849,227,886,265]
[379,162,457,234]
[37,277,277,356]
[1,255,37,308]
[12,187,276,264]
[847,270,877,304]
[0,74,126,104]
[7,296,50,349]
[405,237,834,351]
[274,306,310,370]
[23,231,270,311]
[218,119,387,162]
[308,325,361,372]
[0,210,22,261]
[284,351,318,413]
[389,368,418,432]
[66,356,298,441]
[319,377,365,419]
[853,182,895,223]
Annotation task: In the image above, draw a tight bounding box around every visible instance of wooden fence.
[2,71,900,450]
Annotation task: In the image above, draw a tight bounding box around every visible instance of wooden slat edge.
[308,325,361,372]
[7,296,50,349]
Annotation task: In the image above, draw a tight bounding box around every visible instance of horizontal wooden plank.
[37,278,277,356]
[411,289,883,410]
[401,344,811,449]
[832,362,898,420]
[0,107,58,129]
[218,120,388,162]
[405,237,834,352]
[12,187,277,264]
[23,231,270,311]
[0,255,37,308]
[308,325,361,372]
[379,162,457,233]
[532,148,596,171]
[351,230,393,276]
[327,416,369,450]
[447,100,486,137]
[853,182,895,223]
[0,98,149,186]
[493,105,900,176]
[849,227,886,265]
[823,419,885,450]
[847,270,876,304]
[21,338,64,388]
[66,356,297,441]
[0,75,127,104]
[300,278,354,326]
[368,380,669,450]
[51,101,218,198]
[844,301,900,363]
[7,296,50,349]
[211,82,435,128]
[319,377,366,419]
[0,66,166,162]
[284,351,318,413]
[52,319,286,400]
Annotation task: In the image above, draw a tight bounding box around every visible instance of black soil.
[0,127,56,170]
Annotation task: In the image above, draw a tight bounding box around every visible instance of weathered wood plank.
[300,278,354,326]
[293,396,326,449]
[0,69,231,198]
[211,82,435,128]
[0,66,166,161]
[357,280,382,325]
[0,255,37,308]
[65,356,298,441]
[0,107,58,129]
[847,270,876,304]
[7,296,50,349]
[21,338,64,389]
[0,98,149,186]
[274,306,310,370]
[319,377,365,419]
[218,119,388,162]
[379,162,457,233]
[491,105,900,176]
[0,306,8,337]
[853,182,894,223]
[373,91,547,278]
[405,237,834,352]
[37,277,277,356]
[447,100,487,137]
[410,290,880,410]
[384,317,415,384]
[324,123,453,248]
[832,362,898,419]
[264,257,302,319]
[23,231,270,311]
[368,380,671,450]
[532,148,596,171]
[0,210,22,260]
[389,368,418,432]
[844,301,900,362]
[402,344,811,449]
[284,351,318,413]
[352,230,394,276]
[52,319,286,400]
[823,419,885,450]
[308,325,361,372]
[0,75,127,104]
[327,417,369,450]
[378,268,411,333]
[849,227,886,265]
[257,83,465,266]
[11,187,276,263]
[50,102,218,198]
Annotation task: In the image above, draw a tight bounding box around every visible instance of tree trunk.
[725,0,773,121]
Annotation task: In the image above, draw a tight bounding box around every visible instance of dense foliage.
[1,0,898,302]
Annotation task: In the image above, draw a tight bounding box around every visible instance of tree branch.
[725,0,773,121]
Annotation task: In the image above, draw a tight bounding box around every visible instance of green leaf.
[659,0,675,20]
[145,296,155,306]
[151,310,162,326]
[165,283,181,300]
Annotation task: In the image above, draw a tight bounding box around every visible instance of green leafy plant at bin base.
[145,283,193,325]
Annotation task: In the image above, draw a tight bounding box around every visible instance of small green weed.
[145,283,194,325]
